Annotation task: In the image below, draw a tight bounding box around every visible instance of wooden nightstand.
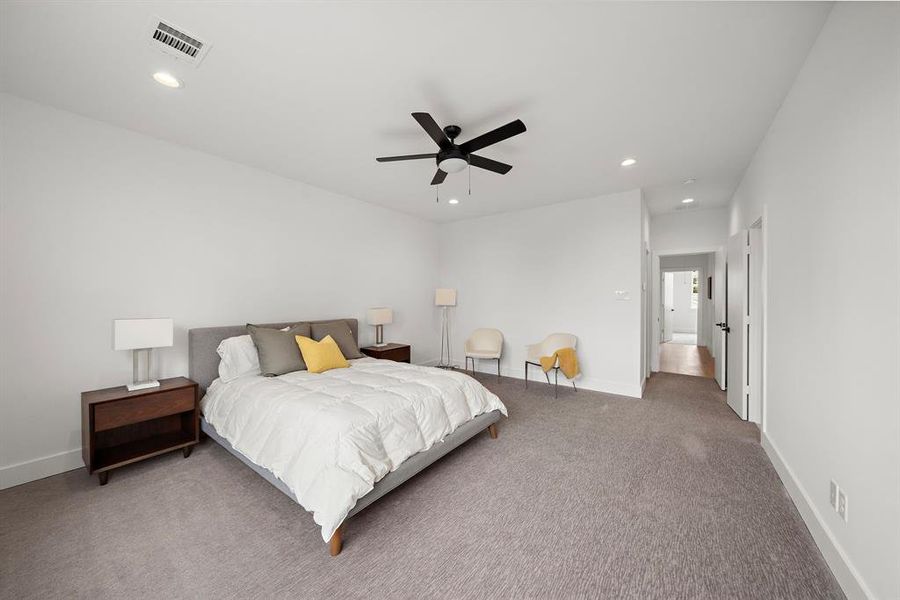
[81,377,199,485]
[360,343,411,363]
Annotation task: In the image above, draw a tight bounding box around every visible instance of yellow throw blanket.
[540,347,580,379]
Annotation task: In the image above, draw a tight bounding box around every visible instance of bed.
[188,319,507,556]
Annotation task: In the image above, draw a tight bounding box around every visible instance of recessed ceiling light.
[152,71,182,88]
[448,198,459,205]
[682,198,695,204]
[620,157,637,167]
[683,178,696,185]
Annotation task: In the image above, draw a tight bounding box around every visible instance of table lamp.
[114,318,174,391]
[366,307,393,347]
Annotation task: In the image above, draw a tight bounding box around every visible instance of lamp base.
[127,380,160,392]
[373,342,388,347]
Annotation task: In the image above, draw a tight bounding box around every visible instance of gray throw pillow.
[247,323,311,376]
[311,321,363,359]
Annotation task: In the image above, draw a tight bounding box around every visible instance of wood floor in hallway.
[659,343,716,378]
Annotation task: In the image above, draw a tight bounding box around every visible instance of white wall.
[650,207,729,255]
[727,4,899,599]
[438,190,644,397]
[0,94,441,488]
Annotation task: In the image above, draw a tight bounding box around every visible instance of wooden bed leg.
[329,526,343,557]
[487,423,498,439]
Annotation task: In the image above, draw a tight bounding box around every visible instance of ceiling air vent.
[149,19,210,66]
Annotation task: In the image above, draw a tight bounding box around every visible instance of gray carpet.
[0,373,844,599]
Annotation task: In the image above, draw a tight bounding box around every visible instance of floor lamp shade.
[367,308,393,346]
[435,288,457,307]
[113,318,173,391]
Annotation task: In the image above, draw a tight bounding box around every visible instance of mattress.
[201,357,507,541]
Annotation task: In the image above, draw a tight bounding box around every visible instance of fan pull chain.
[468,156,472,196]
[435,183,439,203]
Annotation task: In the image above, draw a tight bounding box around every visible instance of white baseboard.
[465,361,642,398]
[761,433,872,600]
[416,357,446,368]
[0,448,83,490]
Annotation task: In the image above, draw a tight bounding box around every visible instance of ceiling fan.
[376,112,527,185]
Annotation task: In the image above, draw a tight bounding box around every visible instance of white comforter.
[201,358,507,542]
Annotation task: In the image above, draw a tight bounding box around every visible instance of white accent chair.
[464,328,504,380]
[525,333,578,397]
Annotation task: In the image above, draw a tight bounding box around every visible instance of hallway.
[659,342,716,378]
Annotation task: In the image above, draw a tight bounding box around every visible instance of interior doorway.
[658,264,716,379]
[662,270,699,345]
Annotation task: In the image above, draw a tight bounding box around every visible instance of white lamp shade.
[367,307,393,326]
[435,288,457,307]
[114,318,174,350]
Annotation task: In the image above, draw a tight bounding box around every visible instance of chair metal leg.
[554,368,559,398]
[572,380,577,392]
[497,358,501,381]
[524,362,528,388]
[544,370,551,385]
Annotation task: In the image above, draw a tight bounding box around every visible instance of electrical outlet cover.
[837,490,848,522]
[829,480,839,509]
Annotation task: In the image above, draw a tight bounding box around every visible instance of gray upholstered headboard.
[188,319,359,392]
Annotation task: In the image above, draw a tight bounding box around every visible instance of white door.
[748,227,763,423]
[714,250,727,389]
[726,231,748,419]
[662,272,674,342]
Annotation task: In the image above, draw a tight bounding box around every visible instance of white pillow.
[216,327,290,382]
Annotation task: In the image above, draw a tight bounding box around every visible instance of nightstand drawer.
[381,346,410,362]
[361,344,411,363]
[94,388,194,432]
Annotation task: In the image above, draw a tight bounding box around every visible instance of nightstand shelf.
[82,377,199,485]
[360,343,411,363]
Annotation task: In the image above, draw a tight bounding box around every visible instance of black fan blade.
[412,112,450,147]
[468,154,513,174]
[376,153,436,162]
[459,119,526,154]
[431,169,447,185]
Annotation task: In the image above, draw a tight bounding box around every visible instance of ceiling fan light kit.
[439,157,467,173]
[376,112,526,192]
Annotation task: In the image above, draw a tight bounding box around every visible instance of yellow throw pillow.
[295,335,349,374]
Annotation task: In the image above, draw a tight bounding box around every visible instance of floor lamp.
[435,288,457,369]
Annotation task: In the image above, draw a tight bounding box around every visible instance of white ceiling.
[0,1,831,222]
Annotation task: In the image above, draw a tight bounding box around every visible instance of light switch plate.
[829,480,839,509]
